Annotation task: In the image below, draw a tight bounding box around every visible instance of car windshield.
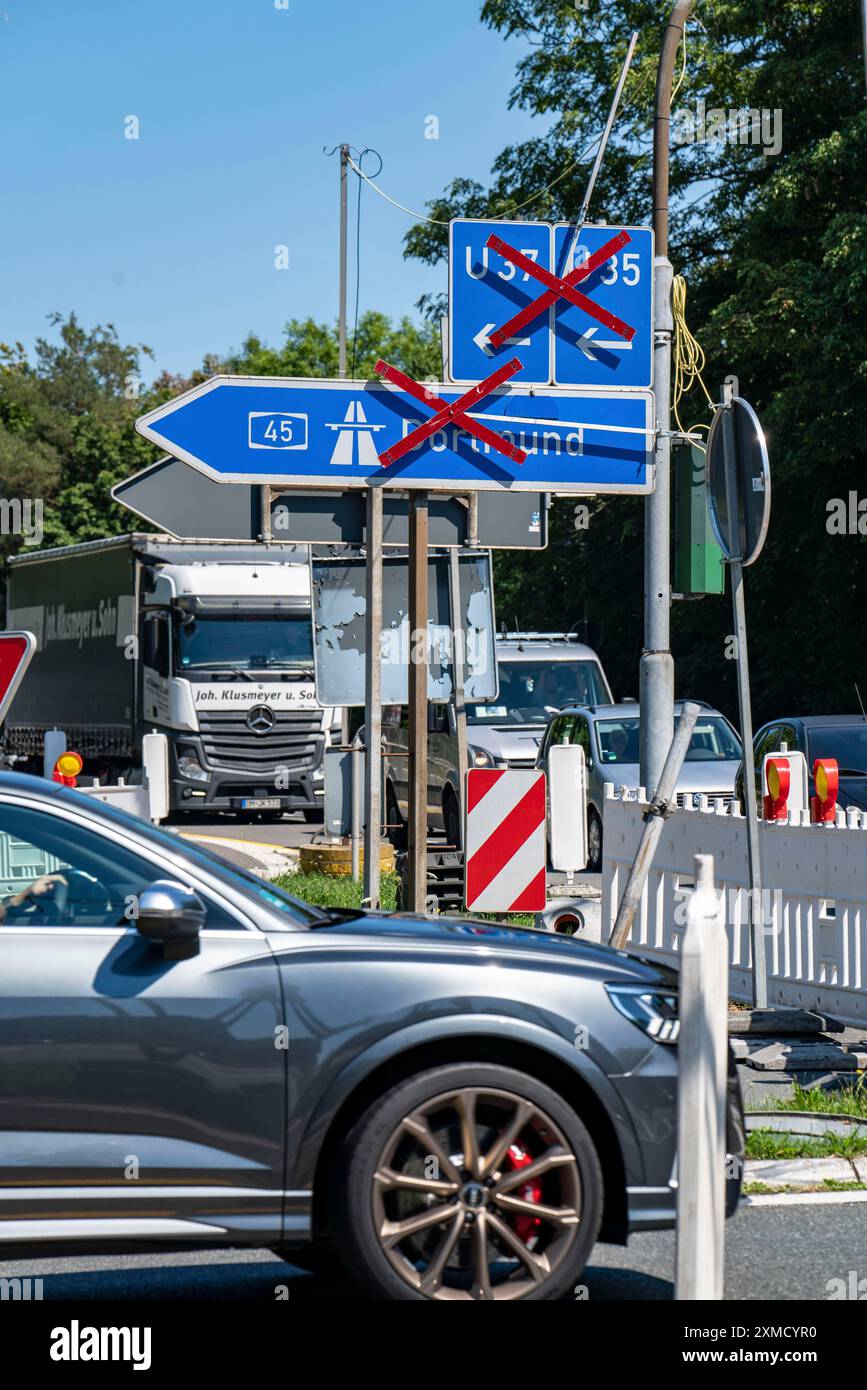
[176,613,313,672]
[467,660,610,725]
[806,725,867,775]
[597,716,742,764]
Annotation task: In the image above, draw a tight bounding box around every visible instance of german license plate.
[240,798,281,810]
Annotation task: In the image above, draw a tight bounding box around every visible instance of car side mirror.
[136,879,206,959]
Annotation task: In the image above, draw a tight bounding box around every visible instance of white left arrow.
[576,327,634,360]
[473,322,533,357]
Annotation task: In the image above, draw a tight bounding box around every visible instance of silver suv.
[535,700,743,871]
[384,634,613,847]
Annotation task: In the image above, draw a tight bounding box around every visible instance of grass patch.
[760,1081,867,1122]
[746,1128,867,1161]
[271,869,536,926]
[272,870,399,911]
[743,1180,866,1196]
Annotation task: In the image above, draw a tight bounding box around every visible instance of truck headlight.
[176,750,209,783]
[606,983,679,1044]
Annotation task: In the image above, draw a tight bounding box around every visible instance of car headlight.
[176,750,209,783]
[606,983,679,1044]
[469,745,495,768]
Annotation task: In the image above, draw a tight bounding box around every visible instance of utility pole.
[640,0,694,797]
[338,143,349,378]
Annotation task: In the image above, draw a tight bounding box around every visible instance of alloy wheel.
[371,1086,583,1300]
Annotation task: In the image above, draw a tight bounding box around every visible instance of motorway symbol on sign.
[0,631,36,724]
[135,375,655,495]
[464,768,547,913]
[706,395,770,567]
[449,218,653,389]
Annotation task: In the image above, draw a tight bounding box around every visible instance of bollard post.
[675,852,728,1301]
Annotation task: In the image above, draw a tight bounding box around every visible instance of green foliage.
[406,0,867,725]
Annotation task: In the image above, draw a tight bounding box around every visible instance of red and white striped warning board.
[464,769,547,913]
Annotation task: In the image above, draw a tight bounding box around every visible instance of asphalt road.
[3,1201,861,1301]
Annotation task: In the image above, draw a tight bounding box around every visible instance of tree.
[404,0,867,722]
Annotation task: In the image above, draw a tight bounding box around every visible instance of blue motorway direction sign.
[552,224,653,389]
[449,219,552,386]
[136,376,655,496]
[449,219,653,390]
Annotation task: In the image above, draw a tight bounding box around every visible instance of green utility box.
[673,439,725,596]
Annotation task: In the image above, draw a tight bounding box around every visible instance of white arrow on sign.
[473,322,533,357]
[576,327,634,360]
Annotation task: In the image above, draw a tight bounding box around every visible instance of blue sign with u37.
[449,219,552,386]
[136,375,655,495]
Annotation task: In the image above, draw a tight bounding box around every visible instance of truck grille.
[198,709,322,771]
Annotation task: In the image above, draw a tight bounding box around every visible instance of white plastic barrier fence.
[601,783,867,1026]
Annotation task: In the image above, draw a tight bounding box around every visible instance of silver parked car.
[536,701,743,871]
[385,634,613,847]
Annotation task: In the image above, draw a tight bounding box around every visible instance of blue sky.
[0,0,543,378]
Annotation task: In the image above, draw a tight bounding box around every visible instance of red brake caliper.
[505,1144,542,1243]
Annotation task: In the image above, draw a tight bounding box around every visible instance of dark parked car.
[0,772,742,1301]
[735,714,867,813]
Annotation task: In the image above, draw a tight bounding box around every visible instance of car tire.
[443,789,462,849]
[587,809,603,872]
[386,783,408,851]
[332,1062,604,1301]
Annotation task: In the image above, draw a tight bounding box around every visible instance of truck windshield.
[596,716,742,764]
[176,613,314,671]
[467,660,610,725]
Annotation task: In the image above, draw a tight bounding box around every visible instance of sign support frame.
[363,486,384,907]
[720,375,767,1009]
[408,493,429,913]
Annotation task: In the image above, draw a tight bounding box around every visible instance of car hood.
[310,909,678,986]
[597,759,740,795]
[468,724,544,762]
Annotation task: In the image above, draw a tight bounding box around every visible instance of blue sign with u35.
[551,224,654,389]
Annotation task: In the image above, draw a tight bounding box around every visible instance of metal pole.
[573,31,639,240]
[337,144,353,751]
[862,0,867,97]
[675,853,727,1301]
[640,0,693,798]
[350,739,362,882]
[338,143,348,379]
[609,701,700,949]
[720,379,767,1008]
[448,548,468,847]
[408,492,429,912]
[363,487,383,907]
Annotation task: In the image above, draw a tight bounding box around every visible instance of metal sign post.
[363,486,384,907]
[408,493,429,912]
[447,548,469,847]
[709,376,771,1008]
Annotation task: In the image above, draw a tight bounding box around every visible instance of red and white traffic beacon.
[811,758,839,824]
[761,749,808,822]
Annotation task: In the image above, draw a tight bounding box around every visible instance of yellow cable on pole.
[672,273,715,438]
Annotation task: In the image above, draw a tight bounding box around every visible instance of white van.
[383,633,613,848]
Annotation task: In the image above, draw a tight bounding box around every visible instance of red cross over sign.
[484,228,636,351]
[373,357,528,468]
